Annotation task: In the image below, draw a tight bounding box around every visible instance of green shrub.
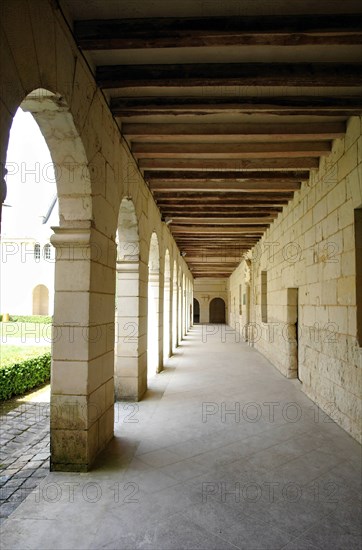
[9,315,52,324]
[0,353,51,400]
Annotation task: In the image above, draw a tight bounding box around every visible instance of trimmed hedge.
[0,353,51,400]
[9,315,52,324]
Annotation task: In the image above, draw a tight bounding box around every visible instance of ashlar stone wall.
[228,116,362,443]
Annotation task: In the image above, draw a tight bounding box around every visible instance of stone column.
[172,276,178,350]
[165,276,172,358]
[50,226,115,471]
[115,259,146,400]
[158,268,164,372]
[148,269,161,373]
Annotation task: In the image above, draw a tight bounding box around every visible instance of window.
[261,271,268,323]
[34,243,41,260]
[355,208,362,346]
[43,243,51,260]
[239,284,242,315]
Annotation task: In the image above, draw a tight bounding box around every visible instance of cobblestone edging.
[0,402,50,522]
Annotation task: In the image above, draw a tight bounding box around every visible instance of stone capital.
[50,226,92,248]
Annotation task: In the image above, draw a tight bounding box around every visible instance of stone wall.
[228,116,362,443]
[194,278,228,323]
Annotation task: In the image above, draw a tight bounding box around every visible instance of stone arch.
[115,197,144,400]
[20,89,92,226]
[32,284,49,315]
[209,297,226,323]
[2,88,111,471]
[148,232,160,377]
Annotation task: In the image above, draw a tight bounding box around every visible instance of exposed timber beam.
[171,226,267,234]
[97,63,362,89]
[75,15,362,50]
[145,170,309,181]
[152,181,301,192]
[168,217,277,224]
[112,96,362,117]
[123,122,345,140]
[140,158,318,170]
[161,207,283,214]
[132,141,332,158]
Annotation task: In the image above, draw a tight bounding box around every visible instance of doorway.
[193,298,200,323]
[209,297,226,323]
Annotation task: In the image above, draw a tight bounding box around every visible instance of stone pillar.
[178,284,182,343]
[158,269,164,372]
[148,270,161,374]
[172,277,178,350]
[115,260,146,400]
[163,275,172,359]
[50,227,114,471]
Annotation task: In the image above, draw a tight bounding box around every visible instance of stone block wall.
[228,116,362,443]
[194,278,228,323]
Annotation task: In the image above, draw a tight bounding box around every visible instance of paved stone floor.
[0,394,50,522]
[0,325,361,549]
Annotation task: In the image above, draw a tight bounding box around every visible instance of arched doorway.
[32,285,49,315]
[115,197,142,400]
[148,232,160,377]
[209,297,226,323]
[193,298,200,323]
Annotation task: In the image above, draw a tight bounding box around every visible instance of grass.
[0,322,52,341]
[0,345,51,368]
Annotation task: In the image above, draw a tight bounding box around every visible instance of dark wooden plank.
[140,158,318,170]
[97,63,362,88]
[171,225,267,233]
[75,15,362,49]
[152,181,301,192]
[113,96,362,117]
[132,141,332,158]
[124,122,345,139]
[146,170,309,181]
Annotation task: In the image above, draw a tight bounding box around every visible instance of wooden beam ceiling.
[132,141,332,158]
[75,14,362,49]
[73,10,362,278]
[112,97,362,117]
[122,122,346,140]
[97,63,362,88]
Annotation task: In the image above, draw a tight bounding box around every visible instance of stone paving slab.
[0,400,50,523]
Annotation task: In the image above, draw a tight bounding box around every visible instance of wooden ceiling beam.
[140,158,318,170]
[146,170,308,181]
[124,122,345,140]
[152,181,300,192]
[113,96,362,117]
[171,225,267,234]
[132,141,332,158]
[169,217,276,224]
[97,63,362,89]
[75,15,362,50]
[162,210,282,217]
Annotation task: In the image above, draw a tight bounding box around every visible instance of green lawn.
[0,345,51,368]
